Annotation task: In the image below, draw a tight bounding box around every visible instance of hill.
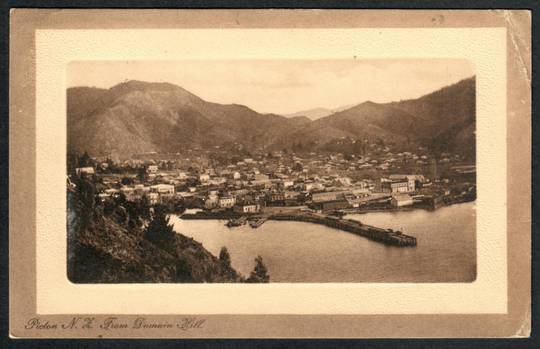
[388,77,476,158]
[67,176,263,283]
[67,77,475,159]
[275,77,475,158]
[67,80,309,158]
[276,101,419,150]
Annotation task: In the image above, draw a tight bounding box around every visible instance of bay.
[169,202,476,282]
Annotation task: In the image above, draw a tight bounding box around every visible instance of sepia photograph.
[66,59,477,284]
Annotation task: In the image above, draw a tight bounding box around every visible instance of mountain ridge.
[67,76,475,159]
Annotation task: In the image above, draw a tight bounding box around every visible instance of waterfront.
[169,202,476,282]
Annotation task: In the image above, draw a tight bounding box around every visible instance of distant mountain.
[275,101,419,149]
[67,77,475,159]
[286,104,355,120]
[67,80,310,158]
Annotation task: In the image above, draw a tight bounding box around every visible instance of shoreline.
[342,198,476,215]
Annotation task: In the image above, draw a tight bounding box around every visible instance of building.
[148,192,160,205]
[304,182,325,192]
[199,174,210,183]
[391,194,414,207]
[282,180,294,188]
[312,191,348,203]
[266,191,285,205]
[219,196,236,208]
[75,167,95,175]
[233,203,261,214]
[382,175,416,193]
[317,199,350,211]
[146,165,158,174]
[151,184,175,195]
[120,186,135,200]
[205,192,219,209]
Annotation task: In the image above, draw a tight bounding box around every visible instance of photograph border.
[6,7,532,341]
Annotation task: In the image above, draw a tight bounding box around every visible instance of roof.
[392,194,413,201]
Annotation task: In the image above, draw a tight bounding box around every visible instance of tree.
[137,166,147,183]
[78,151,92,167]
[143,208,176,251]
[219,247,231,268]
[175,258,194,282]
[246,255,269,283]
[74,174,96,229]
[139,194,151,220]
[121,177,134,186]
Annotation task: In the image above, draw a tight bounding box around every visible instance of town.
[69,139,476,223]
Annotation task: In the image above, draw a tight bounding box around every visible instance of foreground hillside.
[67,176,268,283]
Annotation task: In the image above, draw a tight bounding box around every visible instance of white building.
[233,203,261,214]
[75,167,95,175]
[199,173,210,182]
[151,184,175,195]
[148,192,160,205]
[146,165,158,174]
[391,194,414,207]
[219,196,236,208]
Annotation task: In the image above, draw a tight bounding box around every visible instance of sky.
[67,59,474,115]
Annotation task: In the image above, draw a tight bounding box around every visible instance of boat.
[249,217,267,229]
[226,216,247,227]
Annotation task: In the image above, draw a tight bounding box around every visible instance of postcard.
[9,9,531,338]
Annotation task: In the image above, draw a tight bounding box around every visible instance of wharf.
[269,212,417,247]
[181,210,417,247]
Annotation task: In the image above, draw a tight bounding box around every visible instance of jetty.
[269,212,417,247]
[181,210,417,247]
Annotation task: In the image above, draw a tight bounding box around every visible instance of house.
[266,191,285,205]
[209,177,227,185]
[199,174,210,183]
[335,177,352,186]
[282,180,294,188]
[151,184,176,196]
[219,196,236,208]
[146,165,158,174]
[303,182,324,192]
[120,186,137,201]
[233,203,261,214]
[148,192,160,205]
[391,194,414,207]
[205,192,219,209]
[75,167,95,175]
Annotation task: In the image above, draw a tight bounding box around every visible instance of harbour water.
[169,202,476,282]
